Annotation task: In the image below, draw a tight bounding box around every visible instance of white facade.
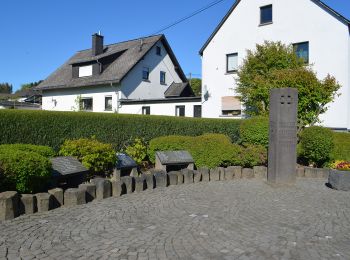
[201,0,350,129]
[41,41,201,116]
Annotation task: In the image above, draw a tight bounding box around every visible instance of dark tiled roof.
[36,34,187,90]
[199,0,350,55]
[164,82,189,98]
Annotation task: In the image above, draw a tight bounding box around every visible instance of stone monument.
[155,151,194,172]
[268,88,298,185]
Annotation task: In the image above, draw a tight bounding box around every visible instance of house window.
[221,96,241,116]
[81,97,93,111]
[142,67,150,80]
[227,53,238,73]
[160,71,166,84]
[260,5,272,25]
[193,105,202,118]
[176,106,185,117]
[105,96,112,111]
[156,46,162,56]
[78,65,93,77]
[293,42,309,64]
[142,106,150,115]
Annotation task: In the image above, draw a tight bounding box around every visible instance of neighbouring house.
[200,0,350,130]
[36,34,202,118]
[0,91,41,110]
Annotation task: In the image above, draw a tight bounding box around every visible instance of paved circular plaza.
[0,179,350,260]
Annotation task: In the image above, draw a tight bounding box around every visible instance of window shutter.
[221,96,241,110]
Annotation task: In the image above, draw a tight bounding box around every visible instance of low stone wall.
[0,166,329,221]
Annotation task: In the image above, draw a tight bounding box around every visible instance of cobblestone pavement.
[1,179,350,260]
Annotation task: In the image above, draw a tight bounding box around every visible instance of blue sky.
[1,0,349,91]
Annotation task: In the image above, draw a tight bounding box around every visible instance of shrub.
[240,145,268,168]
[331,161,350,171]
[59,138,116,175]
[0,150,51,193]
[0,110,242,151]
[0,144,55,158]
[332,132,350,161]
[299,126,334,167]
[239,116,269,147]
[125,138,148,165]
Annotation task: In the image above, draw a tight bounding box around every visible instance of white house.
[200,0,350,130]
[37,34,201,118]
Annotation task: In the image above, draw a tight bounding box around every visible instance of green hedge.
[332,132,350,161]
[0,144,55,158]
[239,116,269,147]
[0,110,242,151]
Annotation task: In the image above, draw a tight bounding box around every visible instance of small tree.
[236,41,340,133]
[188,78,202,96]
[0,83,13,94]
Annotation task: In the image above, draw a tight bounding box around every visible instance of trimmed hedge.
[0,110,242,151]
[239,116,269,147]
[0,144,55,158]
[332,132,350,161]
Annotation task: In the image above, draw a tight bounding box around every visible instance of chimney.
[92,33,104,56]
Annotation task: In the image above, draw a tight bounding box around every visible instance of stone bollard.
[231,166,242,179]
[182,169,194,184]
[35,193,51,213]
[64,188,86,207]
[242,168,254,179]
[121,176,134,194]
[304,167,318,178]
[224,167,236,180]
[0,191,19,221]
[210,168,222,181]
[317,168,330,179]
[20,194,36,215]
[79,183,96,202]
[253,166,268,180]
[296,167,305,178]
[110,180,122,197]
[193,170,202,183]
[199,167,210,182]
[92,178,112,200]
[167,172,179,186]
[48,188,64,209]
[154,172,167,188]
[176,171,184,185]
[134,175,146,193]
[145,173,155,189]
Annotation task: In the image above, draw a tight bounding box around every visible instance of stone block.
[232,166,242,179]
[210,167,223,181]
[20,194,36,215]
[254,166,267,180]
[0,191,19,221]
[329,170,350,191]
[304,167,318,178]
[145,174,155,189]
[48,188,64,208]
[92,178,112,199]
[296,167,305,178]
[79,183,96,202]
[121,176,134,194]
[317,168,330,179]
[110,180,122,197]
[167,171,178,186]
[199,167,210,182]
[193,170,202,183]
[182,169,194,184]
[176,171,184,185]
[134,175,146,193]
[154,172,167,188]
[242,168,254,179]
[64,188,85,207]
[225,166,242,180]
[35,193,51,213]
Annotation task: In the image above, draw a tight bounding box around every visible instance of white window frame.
[78,65,93,77]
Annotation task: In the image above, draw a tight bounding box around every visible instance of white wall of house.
[119,101,202,117]
[202,0,350,129]
[120,42,182,100]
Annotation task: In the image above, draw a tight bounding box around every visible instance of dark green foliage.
[0,144,55,158]
[299,126,334,167]
[188,78,202,96]
[0,110,241,151]
[0,83,12,94]
[59,138,116,175]
[16,80,43,92]
[0,149,51,193]
[331,132,350,161]
[239,116,269,147]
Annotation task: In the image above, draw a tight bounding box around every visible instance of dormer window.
[260,5,272,25]
[79,65,93,77]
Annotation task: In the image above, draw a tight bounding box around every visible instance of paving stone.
[35,193,51,213]
[224,166,242,180]
[145,174,155,189]
[79,183,96,202]
[64,189,85,207]
[48,188,64,208]
[317,168,330,179]
[199,167,210,182]
[210,168,223,181]
[176,171,184,185]
[110,180,122,197]
[0,191,19,220]
[304,168,318,178]
[167,172,178,186]
[92,178,112,199]
[242,168,254,179]
[20,194,36,215]
[134,175,146,193]
[121,176,134,194]
[154,172,167,188]
[193,170,202,183]
[182,169,194,184]
[296,167,305,178]
[253,166,267,180]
